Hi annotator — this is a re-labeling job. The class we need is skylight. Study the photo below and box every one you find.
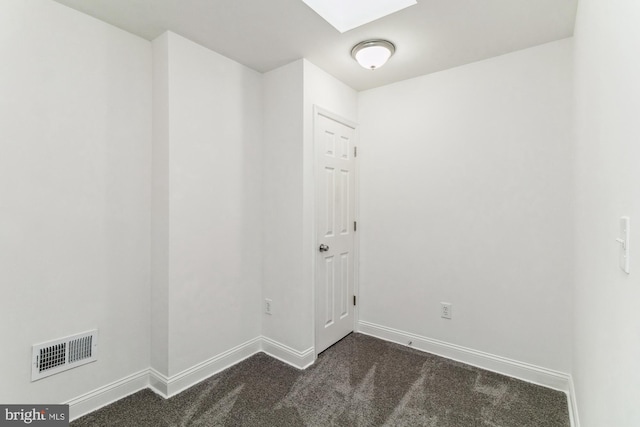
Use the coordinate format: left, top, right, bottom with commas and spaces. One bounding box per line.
302, 0, 417, 33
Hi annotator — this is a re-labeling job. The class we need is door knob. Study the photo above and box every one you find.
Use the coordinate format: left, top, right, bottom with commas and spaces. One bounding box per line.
319, 244, 329, 252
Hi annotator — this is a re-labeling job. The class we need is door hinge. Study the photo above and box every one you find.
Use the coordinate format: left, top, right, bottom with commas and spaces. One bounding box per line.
353, 295, 356, 306
354, 221, 357, 232
354, 146, 357, 158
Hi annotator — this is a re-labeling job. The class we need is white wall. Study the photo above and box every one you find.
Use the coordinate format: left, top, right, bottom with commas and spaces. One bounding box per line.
0, 0, 151, 403
151, 32, 170, 377
152, 32, 263, 377
262, 60, 307, 350
261, 60, 357, 354
0, 0, 597, 416
573, 0, 640, 425
358, 39, 574, 372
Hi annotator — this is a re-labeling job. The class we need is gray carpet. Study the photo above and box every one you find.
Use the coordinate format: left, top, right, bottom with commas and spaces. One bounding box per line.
71, 333, 569, 426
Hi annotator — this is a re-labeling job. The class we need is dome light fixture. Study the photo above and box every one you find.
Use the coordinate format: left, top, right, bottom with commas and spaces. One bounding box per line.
351, 39, 396, 70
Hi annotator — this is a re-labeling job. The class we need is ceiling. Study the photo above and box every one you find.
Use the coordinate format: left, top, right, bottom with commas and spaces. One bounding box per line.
52, 0, 578, 91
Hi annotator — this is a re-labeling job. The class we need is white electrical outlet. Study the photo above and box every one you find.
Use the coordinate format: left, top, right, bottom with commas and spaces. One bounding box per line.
617, 216, 630, 274
441, 302, 452, 319
265, 298, 273, 315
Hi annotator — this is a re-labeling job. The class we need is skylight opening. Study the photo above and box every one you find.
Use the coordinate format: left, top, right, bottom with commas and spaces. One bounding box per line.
302, 0, 417, 33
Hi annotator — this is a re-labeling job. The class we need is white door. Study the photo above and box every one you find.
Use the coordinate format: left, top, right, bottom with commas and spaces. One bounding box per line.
315, 108, 357, 354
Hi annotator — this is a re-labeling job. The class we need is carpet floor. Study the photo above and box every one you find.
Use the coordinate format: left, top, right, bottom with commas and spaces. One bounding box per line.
71, 333, 569, 426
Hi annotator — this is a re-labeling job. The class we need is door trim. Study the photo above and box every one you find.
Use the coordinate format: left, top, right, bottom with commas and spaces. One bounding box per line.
312, 105, 360, 359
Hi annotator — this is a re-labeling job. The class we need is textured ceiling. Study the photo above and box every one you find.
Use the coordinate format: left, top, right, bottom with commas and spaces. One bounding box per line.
53, 0, 578, 91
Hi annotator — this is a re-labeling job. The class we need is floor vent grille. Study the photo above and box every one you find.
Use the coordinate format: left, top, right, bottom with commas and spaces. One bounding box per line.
31, 330, 98, 381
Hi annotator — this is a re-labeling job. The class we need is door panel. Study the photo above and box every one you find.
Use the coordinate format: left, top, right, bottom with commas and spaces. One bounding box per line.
316, 110, 357, 354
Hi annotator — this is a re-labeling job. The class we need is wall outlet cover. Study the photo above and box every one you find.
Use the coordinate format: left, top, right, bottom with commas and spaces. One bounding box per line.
440, 302, 452, 319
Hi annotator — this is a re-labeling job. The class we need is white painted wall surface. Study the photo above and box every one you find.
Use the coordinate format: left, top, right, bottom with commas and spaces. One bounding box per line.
573, 0, 640, 425
261, 60, 357, 354
158, 32, 264, 376
0, 0, 592, 415
303, 60, 359, 125
262, 60, 307, 350
357, 40, 574, 372
150, 32, 170, 377
0, 0, 152, 402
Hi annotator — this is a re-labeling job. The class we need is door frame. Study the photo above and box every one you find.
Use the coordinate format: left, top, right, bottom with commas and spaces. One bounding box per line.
312, 105, 360, 360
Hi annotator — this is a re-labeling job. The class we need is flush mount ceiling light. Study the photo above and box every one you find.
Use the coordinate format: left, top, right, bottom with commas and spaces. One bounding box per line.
302, 0, 417, 33
351, 40, 396, 70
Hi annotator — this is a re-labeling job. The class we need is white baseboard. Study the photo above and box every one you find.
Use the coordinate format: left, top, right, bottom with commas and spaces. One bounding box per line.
70, 328, 577, 425
261, 336, 315, 369
65, 369, 149, 421
568, 375, 581, 427
148, 368, 169, 397
358, 321, 580, 427
149, 337, 263, 398
358, 320, 571, 392
68, 335, 313, 420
